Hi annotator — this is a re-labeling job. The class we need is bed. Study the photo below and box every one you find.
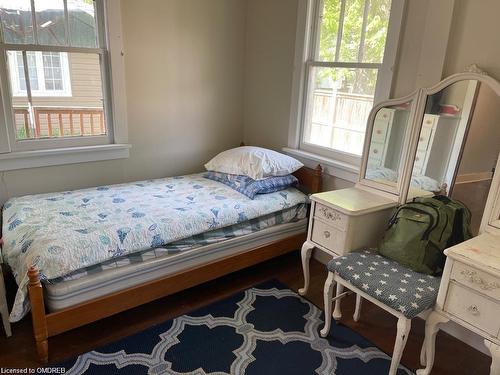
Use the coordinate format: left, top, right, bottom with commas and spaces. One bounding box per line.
366, 166, 448, 195
1, 164, 322, 363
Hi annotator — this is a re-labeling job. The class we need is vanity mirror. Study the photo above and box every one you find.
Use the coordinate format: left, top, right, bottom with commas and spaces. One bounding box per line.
409, 77, 500, 234
358, 66, 500, 236
365, 102, 412, 189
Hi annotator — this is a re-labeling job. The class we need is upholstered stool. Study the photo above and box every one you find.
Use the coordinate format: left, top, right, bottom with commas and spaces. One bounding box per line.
321, 249, 440, 375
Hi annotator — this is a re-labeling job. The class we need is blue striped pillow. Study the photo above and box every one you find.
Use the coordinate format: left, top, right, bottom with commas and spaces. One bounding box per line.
204, 172, 298, 199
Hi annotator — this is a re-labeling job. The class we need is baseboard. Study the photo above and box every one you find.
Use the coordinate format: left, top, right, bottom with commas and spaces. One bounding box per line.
313, 250, 490, 356
455, 172, 493, 184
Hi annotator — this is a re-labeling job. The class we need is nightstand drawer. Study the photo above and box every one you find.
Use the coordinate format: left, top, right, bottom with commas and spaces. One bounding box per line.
314, 204, 348, 231
451, 262, 500, 300
444, 282, 500, 337
311, 219, 346, 254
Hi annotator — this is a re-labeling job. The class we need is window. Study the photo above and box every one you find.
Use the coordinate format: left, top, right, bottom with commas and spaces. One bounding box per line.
0, 0, 115, 149
8, 51, 71, 96
294, 0, 403, 164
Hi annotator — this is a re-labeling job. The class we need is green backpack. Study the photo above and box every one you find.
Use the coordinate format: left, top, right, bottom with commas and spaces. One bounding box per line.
378, 195, 472, 275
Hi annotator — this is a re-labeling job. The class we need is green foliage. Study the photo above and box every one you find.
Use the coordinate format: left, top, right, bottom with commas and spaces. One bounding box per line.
317, 0, 391, 95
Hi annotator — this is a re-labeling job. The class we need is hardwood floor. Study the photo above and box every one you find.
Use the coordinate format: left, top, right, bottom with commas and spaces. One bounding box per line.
0, 251, 491, 373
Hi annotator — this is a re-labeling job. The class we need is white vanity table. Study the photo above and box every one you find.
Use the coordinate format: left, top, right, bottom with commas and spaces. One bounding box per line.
299, 65, 500, 374
418, 153, 500, 375
299, 188, 397, 295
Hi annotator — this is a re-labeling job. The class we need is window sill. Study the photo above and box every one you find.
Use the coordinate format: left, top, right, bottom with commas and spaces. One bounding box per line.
0, 144, 131, 172
282, 148, 360, 183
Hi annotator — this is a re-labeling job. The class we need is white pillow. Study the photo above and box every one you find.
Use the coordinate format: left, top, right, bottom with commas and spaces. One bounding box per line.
205, 146, 303, 180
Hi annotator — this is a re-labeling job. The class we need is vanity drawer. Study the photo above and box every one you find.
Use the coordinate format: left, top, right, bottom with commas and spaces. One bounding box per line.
413, 150, 427, 169
450, 262, 500, 300
372, 121, 390, 142
422, 114, 438, 128
314, 204, 348, 231
369, 142, 384, 161
444, 282, 500, 337
311, 219, 347, 254
417, 126, 433, 151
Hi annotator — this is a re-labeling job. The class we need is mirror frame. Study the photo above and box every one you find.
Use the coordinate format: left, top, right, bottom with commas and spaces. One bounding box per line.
358, 65, 500, 232
358, 92, 419, 197
400, 69, 500, 205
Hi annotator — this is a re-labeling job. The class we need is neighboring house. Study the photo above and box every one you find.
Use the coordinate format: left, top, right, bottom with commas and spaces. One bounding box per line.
2, 4, 104, 139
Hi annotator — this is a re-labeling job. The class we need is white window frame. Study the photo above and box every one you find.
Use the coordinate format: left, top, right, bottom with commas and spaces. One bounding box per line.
9, 51, 72, 97
0, 0, 129, 171
287, 0, 406, 176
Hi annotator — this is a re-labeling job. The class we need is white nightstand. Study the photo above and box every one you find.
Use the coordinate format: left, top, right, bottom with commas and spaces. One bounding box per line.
299, 187, 397, 295
418, 233, 500, 375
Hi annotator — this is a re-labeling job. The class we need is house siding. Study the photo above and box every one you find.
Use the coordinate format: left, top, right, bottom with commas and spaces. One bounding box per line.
11, 52, 105, 137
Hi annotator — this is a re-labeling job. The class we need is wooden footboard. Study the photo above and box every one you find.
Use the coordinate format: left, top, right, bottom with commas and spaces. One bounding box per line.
28, 232, 307, 363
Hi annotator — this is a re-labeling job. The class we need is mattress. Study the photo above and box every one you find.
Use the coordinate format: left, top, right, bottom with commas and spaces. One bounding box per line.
45, 218, 308, 311
3, 173, 308, 322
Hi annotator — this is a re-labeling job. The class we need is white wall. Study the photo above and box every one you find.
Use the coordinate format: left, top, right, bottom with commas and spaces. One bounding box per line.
444, 0, 500, 80
243, 0, 299, 150
0, 0, 246, 205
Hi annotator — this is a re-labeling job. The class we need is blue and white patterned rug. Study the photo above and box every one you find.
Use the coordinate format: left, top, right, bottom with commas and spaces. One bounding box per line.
60, 281, 413, 374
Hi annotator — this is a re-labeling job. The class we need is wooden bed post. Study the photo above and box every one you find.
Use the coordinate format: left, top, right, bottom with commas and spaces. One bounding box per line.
312, 164, 323, 193
28, 266, 49, 364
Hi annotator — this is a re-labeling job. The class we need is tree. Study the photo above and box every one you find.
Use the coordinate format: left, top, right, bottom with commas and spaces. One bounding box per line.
316, 0, 391, 95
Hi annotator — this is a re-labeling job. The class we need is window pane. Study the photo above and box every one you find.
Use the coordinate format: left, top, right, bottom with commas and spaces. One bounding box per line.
9, 52, 105, 140
68, 0, 97, 48
0, 0, 34, 44
7, 50, 32, 140
42, 52, 63, 91
34, 0, 66, 46
338, 0, 364, 62
318, 0, 341, 61
303, 66, 377, 155
362, 0, 391, 63
16, 51, 39, 91
317, 0, 392, 63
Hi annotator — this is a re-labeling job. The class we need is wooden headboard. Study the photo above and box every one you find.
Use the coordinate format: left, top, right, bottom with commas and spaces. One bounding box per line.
239, 142, 323, 194
293, 165, 323, 194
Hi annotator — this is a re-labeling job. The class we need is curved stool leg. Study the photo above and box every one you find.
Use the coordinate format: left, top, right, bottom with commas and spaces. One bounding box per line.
416, 311, 449, 375
353, 294, 362, 322
333, 281, 344, 320
389, 317, 411, 375
320, 272, 335, 337
298, 242, 315, 296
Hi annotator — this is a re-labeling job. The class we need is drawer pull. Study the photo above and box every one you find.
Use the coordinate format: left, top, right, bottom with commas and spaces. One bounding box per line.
467, 305, 480, 316
460, 270, 500, 291
324, 231, 331, 239
318, 207, 342, 222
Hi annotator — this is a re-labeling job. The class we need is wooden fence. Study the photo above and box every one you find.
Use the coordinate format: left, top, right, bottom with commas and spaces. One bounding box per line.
14, 107, 105, 139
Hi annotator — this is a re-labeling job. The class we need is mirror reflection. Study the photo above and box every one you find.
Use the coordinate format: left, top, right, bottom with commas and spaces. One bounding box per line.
411, 80, 500, 234
365, 102, 411, 187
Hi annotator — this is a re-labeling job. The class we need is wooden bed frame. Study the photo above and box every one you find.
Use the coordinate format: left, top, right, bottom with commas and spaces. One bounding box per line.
26, 164, 322, 363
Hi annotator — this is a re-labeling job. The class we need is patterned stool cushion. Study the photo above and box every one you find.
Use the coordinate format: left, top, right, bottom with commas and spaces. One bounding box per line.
327, 250, 441, 319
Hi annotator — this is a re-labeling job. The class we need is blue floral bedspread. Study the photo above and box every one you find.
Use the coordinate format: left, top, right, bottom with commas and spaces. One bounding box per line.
2, 173, 308, 322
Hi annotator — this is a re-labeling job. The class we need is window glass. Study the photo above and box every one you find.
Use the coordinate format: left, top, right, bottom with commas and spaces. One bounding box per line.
0, 0, 34, 44
304, 66, 377, 155
34, 0, 67, 46
68, 0, 97, 48
302, 0, 392, 157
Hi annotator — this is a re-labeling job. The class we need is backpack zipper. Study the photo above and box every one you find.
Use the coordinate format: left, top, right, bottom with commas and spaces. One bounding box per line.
389, 205, 435, 240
